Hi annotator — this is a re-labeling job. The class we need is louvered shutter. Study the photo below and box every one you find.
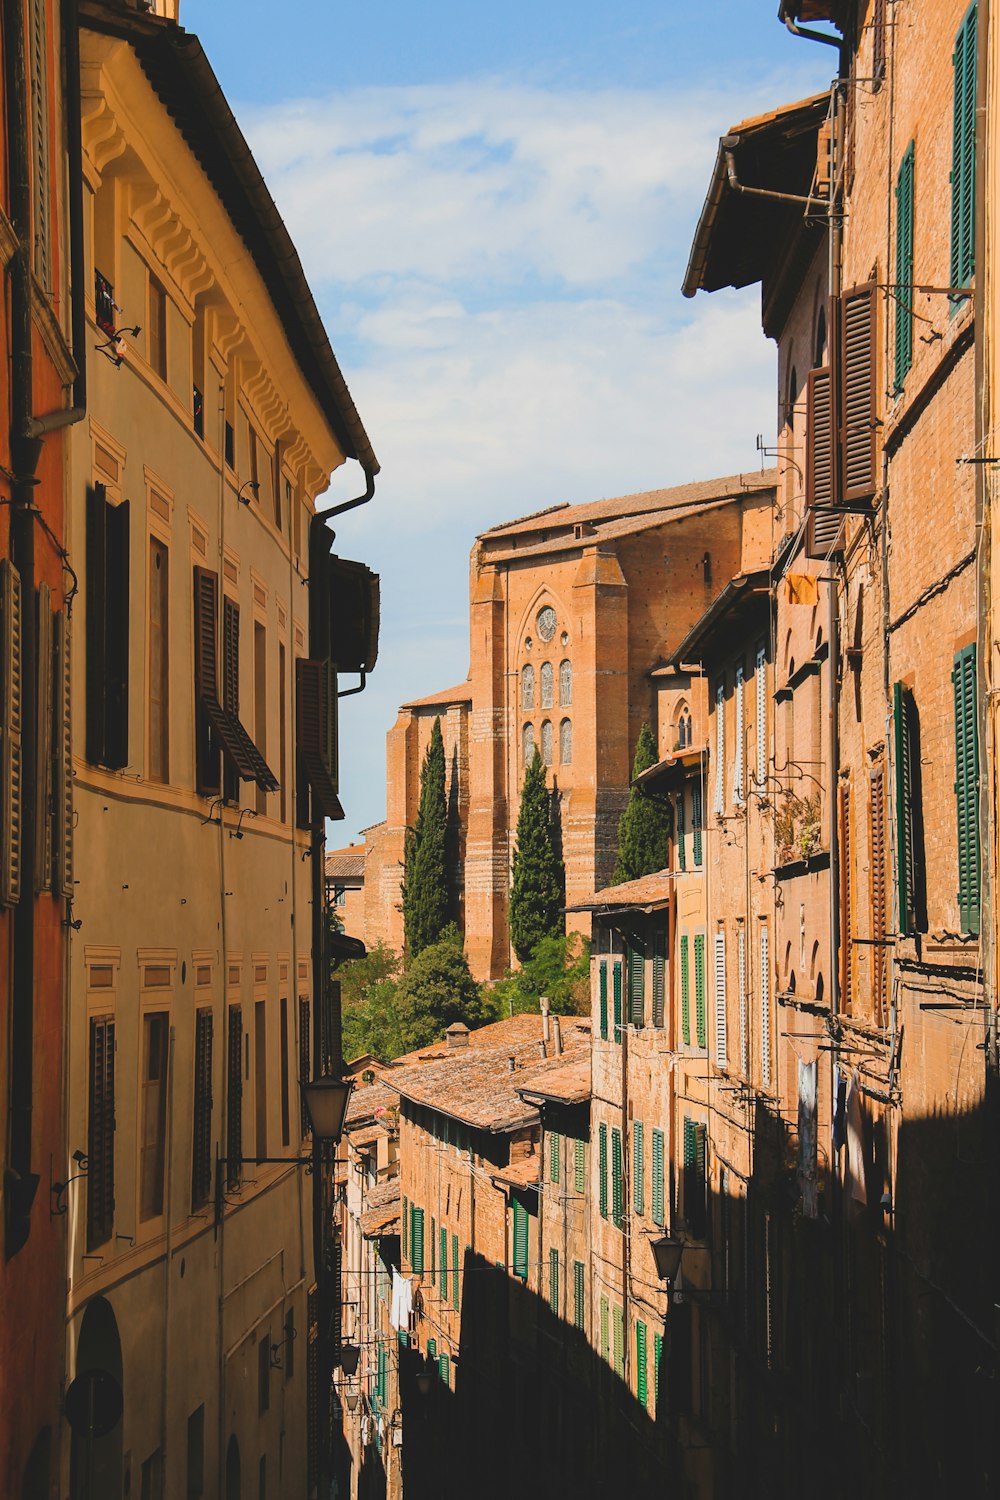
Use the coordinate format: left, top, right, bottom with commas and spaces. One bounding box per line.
598, 1121, 608, 1218
839, 284, 878, 503
574, 1260, 585, 1329
87, 1015, 115, 1249
600, 1296, 609, 1362
611, 1127, 623, 1228
191, 1008, 214, 1209
440, 1225, 448, 1299
683, 1118, 707, 1239
574, 1137, 585, 1194
512, 1197, 528, 1279
694, 933, 706, 1047
86, 487, 129, 768
760, 925, 772, 1087
692, 784, 703, 867
873, 0, 886, 80
53, 610, 73, 897
0, 559, 23, 906
893, 682, 916, 935
612, 959, 622, 1042
195, 567, 277, 793
628, 937, 645, 1026
222, 596, 241, 802
652, 1128, 665, 1226
452, 1233, 460, 1309
869, 766, 888, 1025
653, 1332, 663, 1412
714, 930, 728, 1064
549, 1247, 559, 1312
299, 998, 311, 1136
439, 1350, 450, 1387
676, 788, 686, 870
953, 644, 980, 933
636, 1321, 648, 1408
714, 682, 725, 814
402, 1195, 409, 1258
838, 782, 854, 1013
894, 144, 915, 390
226, 1005, 243, 1189
734, 663, 745, 801
652, 926, 666, 1027
296, 658, 342, 820
613, 1305, 624, 1377
411, 1206, 425, 1274
738, 925, 748, 1075
193, 565, 221, 797
680, 935, 690, 1045
755, 644, 767, 788
599, 960, 608, 1039
549, 1130, 561, 1185
950, 5, 978, 291
633, 1120, 644, 1214
805, 368, 841, 558
328, 555, 381, 673
34, 583, 53, 890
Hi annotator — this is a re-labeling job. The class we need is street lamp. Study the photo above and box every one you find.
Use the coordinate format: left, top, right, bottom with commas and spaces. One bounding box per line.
339, 1342, 361, 1377
650, 1234, 684, 1284
301, 1076, 354, 1143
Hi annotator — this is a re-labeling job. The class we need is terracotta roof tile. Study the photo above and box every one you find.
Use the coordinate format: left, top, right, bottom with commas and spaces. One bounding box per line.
325, 847, 366, 880
399, 682, 473, 711
567, 870, 673, 912
516, 1055, 591, 1105
491, 1155, 540, 1191
345, 1081, 398, 1127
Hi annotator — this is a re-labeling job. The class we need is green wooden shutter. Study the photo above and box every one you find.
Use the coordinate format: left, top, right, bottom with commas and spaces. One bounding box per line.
612, 960, 623, 1042
694, 933, 707, 1047
611, 1127, 623, 1228
599, 960, 608, 1040
692, 785, 703, 867
653, 1332, 663, 1412
549, 1247, 559, 1312
953, 644, 980, 932
636, 1321, 648, 1408
680, 935, 691, 1044
574, 1260, 585, 1330
452, 1234, 460, 1310
652, 926, 666, 1027
427, 1338, 436, 1362
683, 1117, 707, 1238
600, 1296, 609, 1362
440, 1225, 448, 1300
512, 1197, 529, 1279
613, 1305, 624, 1377
676, 789, 686, 870
894, 143, 915, 391
598, 1122, 608, 1218
411, 1207, 424, 1274
402, 1196, 408, 1258
950, 4, 978, 292
652, 1128, 665, 1226
439, 1350, 450, 1386
549, 1130, 561, 1185
574, 1137, 585, 1194
628, 937, 645, 1026
633, 1120, 644, 1215
893, 681, 916, 935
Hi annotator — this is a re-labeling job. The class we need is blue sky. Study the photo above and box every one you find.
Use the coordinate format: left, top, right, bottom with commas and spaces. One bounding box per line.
184, 0, 833, 840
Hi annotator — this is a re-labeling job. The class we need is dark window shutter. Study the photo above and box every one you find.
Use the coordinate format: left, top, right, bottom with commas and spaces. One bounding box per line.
0, 558, 24, 907
193, 566, 221, 797
869, 766, 887, 1025
633, 1119, 644, 1215
611, 1126, 623, 1228
222, 596, 240, 803
680, 934, 691, 1045
226, 1004, 243, 1190
328, 556, 381, 674
652, 925, 666, 1027
598, 1121, 608, 1219
838, 782, 854, 1013
512, 1197, 528, 1279
53, 610, 73, 898
628, 937, 645, 1026
599, 960, 608, 1040
452, 1233, 460, 1309
652, 1128, 665, 1226
296, 658, 342, 821
692, 784, 703, 866
612, 959, 622, 1042
86, 487, 129, 767
950, 5, 978, 291
839, 283, 878, 503
953, 644, 980, 933
87, 1015, 115, 1249
804, 367, 841, 559
574, 1259, 585, 1329
636, 1320, 648, 1408
894, 145, 915, 391
412, 1206, 425, 1274
194, 567, 277, 794
85, 485, 108, 765
34, 583, 53, 891
683, 1116, 707, 1238
893, 682, 917, 935
191, 1008, 214, 1210
872, 0, 886, 81
299, 998, 311, 1137
574, 1137, 585, 1194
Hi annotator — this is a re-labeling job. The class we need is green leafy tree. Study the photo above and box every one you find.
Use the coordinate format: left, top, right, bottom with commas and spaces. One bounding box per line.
612, 722, 671, 884
401, 717, 450, 957
509, 750, 565, 962
488, 932, 591, 1017
339, 941, 403, 1062
393, 936, 498, 1055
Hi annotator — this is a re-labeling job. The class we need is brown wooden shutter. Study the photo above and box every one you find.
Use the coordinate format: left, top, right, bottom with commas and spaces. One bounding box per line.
873, 0, 886, 83
85, 486, 129, 768
1, 558, 24, 907
299, 998, 311, 1136
328, 556, 381, 673
839, 282, 878, 504
838, 782, 854, 1014
869, 765, 887, 1027
34, 583, 53, 891
193, 565, 221, 797
191, 1007, 214, 1209
85, 484, 108, 765
226, 1004, 243, 1190
222, 596, 240, 803
805, 366, 842, 559
194, 567, 278, 793
296, 658, 343, 821
87, 1014, 116, 1249
53, 609, 73, 898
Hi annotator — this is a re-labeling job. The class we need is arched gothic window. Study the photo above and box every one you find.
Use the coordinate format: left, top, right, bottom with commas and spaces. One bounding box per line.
541, 720, 554, 766
522, 722, 535, 766
675, 703, 692, 750
540, 662, 554, 709
559, 718, 572, 764
521, 664, 535, 710
559, 659, 572, 706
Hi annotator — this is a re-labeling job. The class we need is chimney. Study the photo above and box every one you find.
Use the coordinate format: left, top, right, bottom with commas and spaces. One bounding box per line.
508, 1055, 516, 1073
445, 1023, 470, 1050
540, 995, 551, 1045
552, 1016, 563, 1056
538, 1040, 548, 1060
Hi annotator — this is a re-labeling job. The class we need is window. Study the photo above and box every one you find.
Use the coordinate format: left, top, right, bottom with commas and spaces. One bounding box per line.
636, 1321, 648, 1409
633, 1120, 644, 1215
148, 275, 167, 380
559, 717, 572, 765
600, 1296, 609, 1363
680, 934, 691, 1045
28, 0, 50, 284
653, 1332, 663, 1414
254, 623, 268, 814
573, 1260, 585, 1330
258, 1333, 270, 1413
694, 933, 706, 1047
512, 1197, 529, 1279
522, 722, 535, 767
278, 643, 287, 823
652, 1128, 665, 1226
734, 663, 745, 801
755, 644, 767, 787
279, 997, 290, 1148
894, 143, 915, 390
598, 1122, 608, 1219
869, 767, 888, 1026
559, 659, 572, 705
714, 682, 725, 813
194, 569, 277, 799
254, 1001, 268, 1161
440, 1224, 448, 1301
148, 537, 169, 782
521, 663, 535, 710
298, 997, 310, 1137
598, 960, 608, 1040
224, 421, 235, 470
540, 661, 554, 708
611, 1127, 623, 1229
953, 644, 980, 932
676, 789, 686, 871
893, 682, 923, 935
760, 923, 772, 1087
683, 1116, 707, 1239
140, 1452, 164, 1500
738, 925, 748, 1075
191, 1009, 213, 1210
613, 1305, 624, 1378
410, 1205, 425, 1274
140, 1012, 169, 1220
227, 1005, 244, 1190
186, 1406, 205, 1499
652, 925, 666, 1027
87, 1015, 116, 1249
628, 937, 645, 1027
692, 785, 703, 867
549, 1131, 561, 1185
872, 0, 886, 81
284, 1308, 295, 1380
549, 1247, 559, 1313
676, 704, 692, 750
612, 958, 623, 1043
452, 1234, 460, 1310
86, 486, 130, 768
839, 783, 855, 1013
574, 1138, 585, 1194
950, 4, 978, 294
540, 719, 553, 766
714, 929, 727, 1064
0, 563, 23, 906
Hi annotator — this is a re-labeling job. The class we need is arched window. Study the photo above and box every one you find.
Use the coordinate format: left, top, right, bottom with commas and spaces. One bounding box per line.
541, 720, 553, 766
521, 664, 535, 711
675, 702, 692, 750
559, 659, 572, 706
522, 722, 535, 766
814, 306, 827, 367
540, 662, 554, 709
559, 718, 572, 764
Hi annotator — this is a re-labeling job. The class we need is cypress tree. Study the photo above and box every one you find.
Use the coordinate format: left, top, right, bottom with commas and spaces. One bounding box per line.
401, 717, 450, 957
509, 749, 565, 962
613, 722, 671, 883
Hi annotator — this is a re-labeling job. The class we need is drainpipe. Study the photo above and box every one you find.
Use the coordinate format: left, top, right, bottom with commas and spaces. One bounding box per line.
317, 464, 376, 523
